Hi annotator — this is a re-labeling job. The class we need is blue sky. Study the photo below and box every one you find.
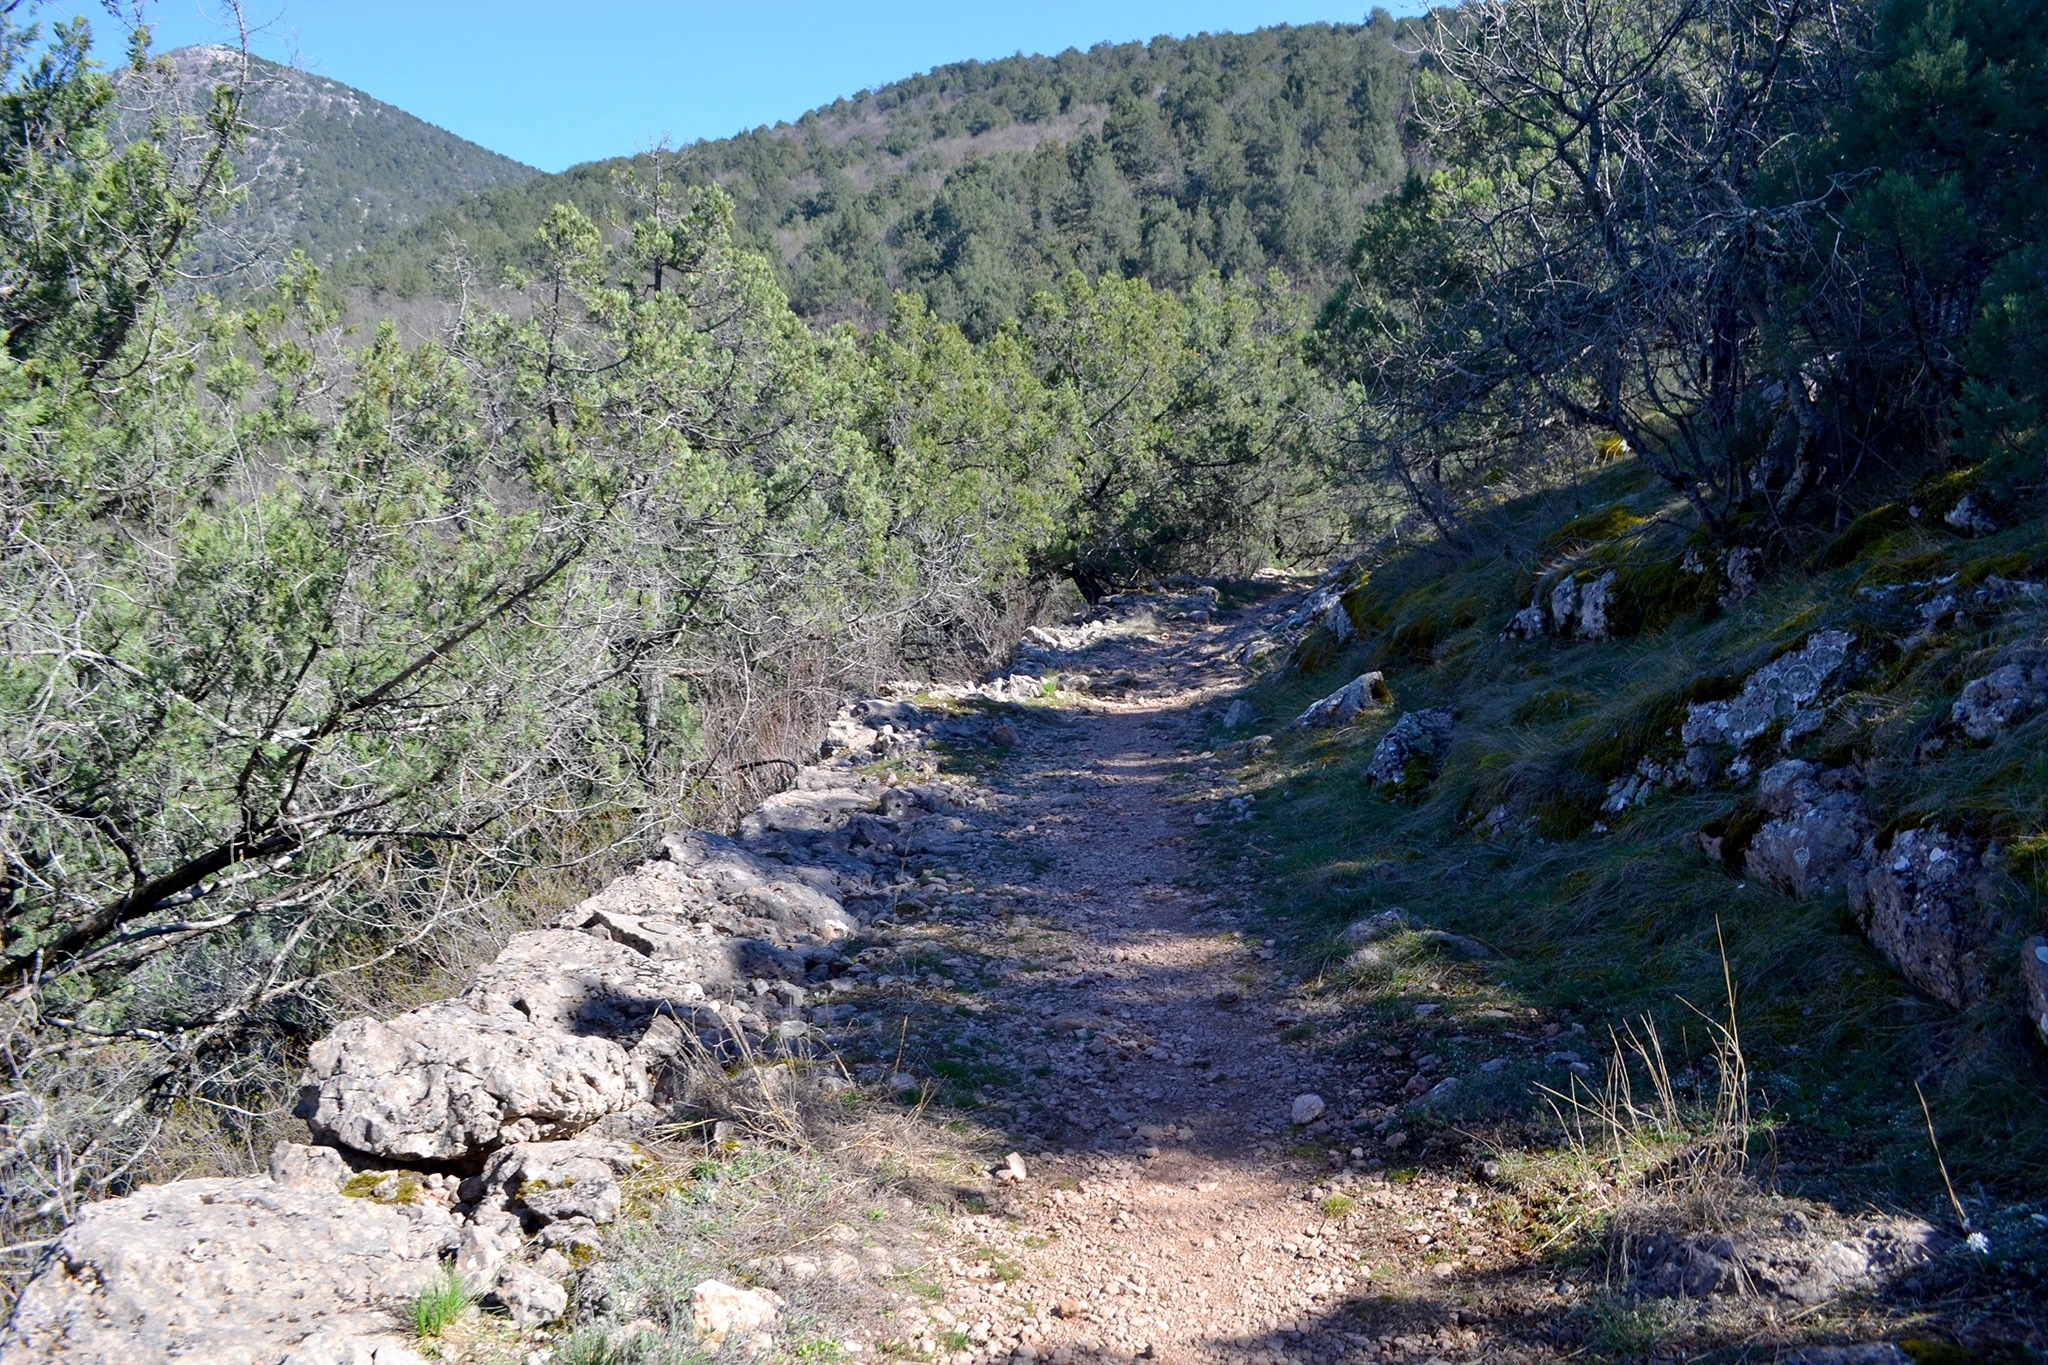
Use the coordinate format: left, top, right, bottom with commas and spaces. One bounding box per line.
136, 1, 1424, 172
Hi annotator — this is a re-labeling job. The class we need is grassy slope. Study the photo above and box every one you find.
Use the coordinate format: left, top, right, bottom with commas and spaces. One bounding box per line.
1215, 459, 2048, 1201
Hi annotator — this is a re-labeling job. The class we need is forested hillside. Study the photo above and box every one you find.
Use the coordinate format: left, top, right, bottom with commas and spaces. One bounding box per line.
339, 16, 1412, 332
145, 45, 539, 276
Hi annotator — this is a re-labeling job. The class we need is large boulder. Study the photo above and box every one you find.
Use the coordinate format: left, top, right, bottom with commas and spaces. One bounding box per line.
1743, 761, 1872, 899
1364, 709, 1455, 787
1684, 631, 1855, 751
1850, 828, 2005, 1009
1293, 671, 1391, 728
0, 1176, 455, 1365
296, 1002, 648, 1162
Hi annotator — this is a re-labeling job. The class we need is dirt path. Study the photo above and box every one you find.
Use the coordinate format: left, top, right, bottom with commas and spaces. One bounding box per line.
843, 589, 1493, 1365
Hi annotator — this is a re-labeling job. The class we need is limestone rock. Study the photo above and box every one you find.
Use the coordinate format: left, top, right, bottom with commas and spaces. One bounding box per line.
1683, 631, 1856, 751
1221, 698, 1259, 730
1850, 828, 2004, 1008
1574, 571, 1616, 640
465, 929, 719, 1038
1950, 650, 2048, 740
690, 1280, 782, 1349
661, 830, 858, 939
1944, 493, 1998, 535
1293, 672, 1391, 728
1340, 909, 1414, 948
2022, 936, 2048, 1048
1911, 575, 2046, 639
1290, 1094, 1326, 1125
1319, 593, 1357, 647
1502, 604, 1548, 640
0, 1176, 456, 1365
474, 1137, 648, 1227
1747, 1220, 1944, 1305
1545, 570, 1617, 640
453, 1218, 518, 1294
279, 1330, 432, 1365
1364, 709, 1455, 786
1743, 761, 1872, 898
296, 1002, 648, 1162
821, 716, 880, 757
268, 1141, 352, 1193
491, 1263, 568, 1328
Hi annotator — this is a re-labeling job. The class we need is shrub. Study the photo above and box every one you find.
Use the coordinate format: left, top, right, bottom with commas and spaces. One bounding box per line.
410, 1265, 474, 1339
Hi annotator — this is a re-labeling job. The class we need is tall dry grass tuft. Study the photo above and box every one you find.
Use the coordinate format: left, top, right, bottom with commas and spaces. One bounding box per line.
1535, 925, 1767, 1285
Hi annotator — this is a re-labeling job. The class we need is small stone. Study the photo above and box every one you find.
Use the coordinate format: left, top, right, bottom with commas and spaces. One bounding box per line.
991, 724, 1021, 748
1290, 1094, 1326, 1125
994, 1152, 1029, 1183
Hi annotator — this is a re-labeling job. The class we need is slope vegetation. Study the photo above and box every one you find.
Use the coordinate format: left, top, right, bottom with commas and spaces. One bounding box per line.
150, 46, 539, 274
338, 18, 1412, 333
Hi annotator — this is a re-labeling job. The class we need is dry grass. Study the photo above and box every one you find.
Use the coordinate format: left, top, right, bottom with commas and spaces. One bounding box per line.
1529, 931, 1770, 1290
544, 1041, 1002, 1364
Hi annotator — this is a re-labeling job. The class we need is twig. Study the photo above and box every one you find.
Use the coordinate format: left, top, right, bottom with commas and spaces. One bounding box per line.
1913, 1080, 1969, 1232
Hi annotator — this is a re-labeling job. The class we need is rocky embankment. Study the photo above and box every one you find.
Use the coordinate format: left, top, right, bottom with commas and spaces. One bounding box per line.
0, 684, 1012, 1361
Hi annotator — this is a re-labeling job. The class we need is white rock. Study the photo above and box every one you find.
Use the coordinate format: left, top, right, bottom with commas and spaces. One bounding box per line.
0, 1176, 457, 1364
493, 1263, 568, 1328
267, 1141, 352, 1192
1294, 672, 1390, 729
691, 1280, 782, 1347
1290, 1094, 1326, 1125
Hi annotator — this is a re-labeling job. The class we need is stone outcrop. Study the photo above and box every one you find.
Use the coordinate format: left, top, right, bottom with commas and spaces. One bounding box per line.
3, 687, 975, 1362
1911, 575, 2045, 640
1631, 1215, 1943, 1304
1850, 828, 2005, 1009
1, 1176, 456, 1365
1293, 671, 1391, 728
1743, 760, 1872, 899
1683, 630, 1856, 752
2024, 936, 2048, 1049
298, 1003, 650, 1162
1505, 570, 1617, 641
1364, 709, 1455, 786
1950, 648, 2048, 740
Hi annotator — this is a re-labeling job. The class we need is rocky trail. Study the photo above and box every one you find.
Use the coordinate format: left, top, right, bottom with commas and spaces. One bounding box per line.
3, 582, 1989, 1365
847, 583, 1422, 1365
815, 587, 1959, 1365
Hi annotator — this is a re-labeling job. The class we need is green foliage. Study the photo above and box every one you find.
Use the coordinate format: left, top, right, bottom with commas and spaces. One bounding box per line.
2, 8, 239, 366
139, 48, 538, 276
337, 19, 1415, 334
409, 1265, 474, 1339
1315, 0, 2048, 542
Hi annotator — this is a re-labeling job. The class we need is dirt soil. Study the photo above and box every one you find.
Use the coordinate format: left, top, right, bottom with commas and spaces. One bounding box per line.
799, 584, 2042, 1365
